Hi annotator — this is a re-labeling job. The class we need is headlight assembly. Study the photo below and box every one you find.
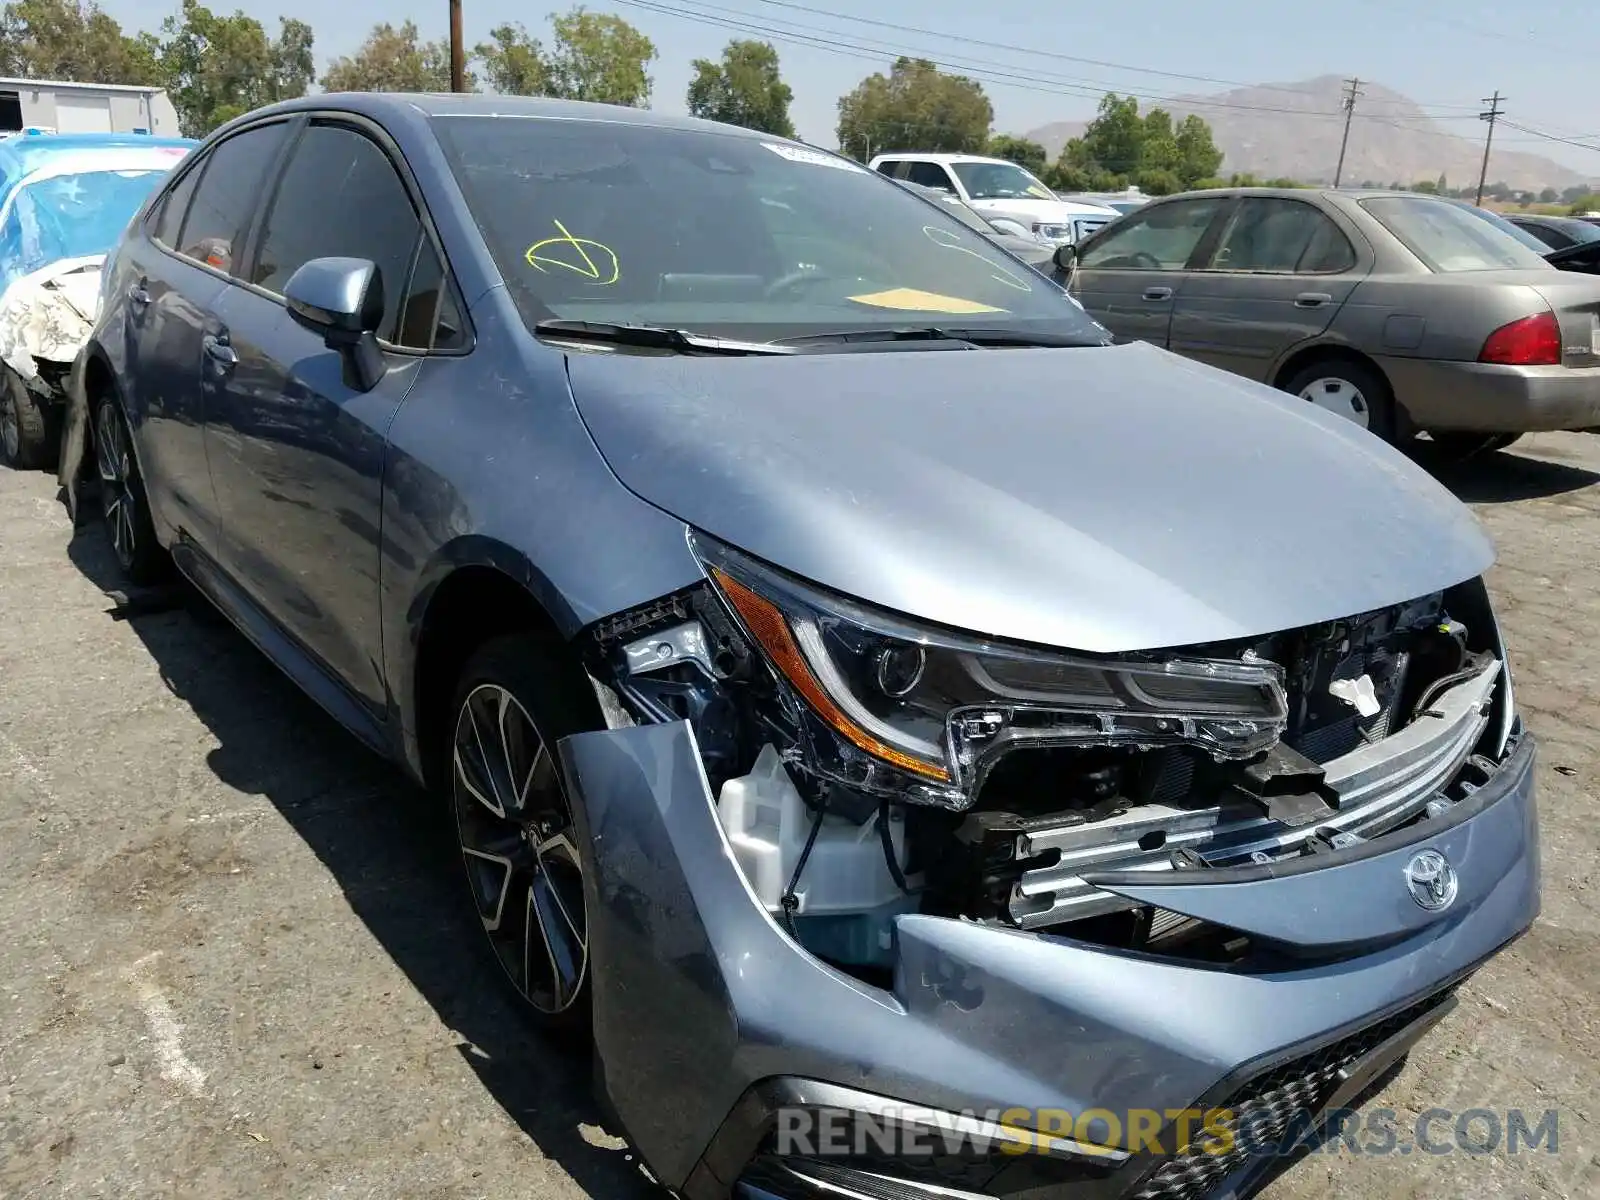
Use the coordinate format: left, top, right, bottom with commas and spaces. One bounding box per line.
692, 534, 1289, 811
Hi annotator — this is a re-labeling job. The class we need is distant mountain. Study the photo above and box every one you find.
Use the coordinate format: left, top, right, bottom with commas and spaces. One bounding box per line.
1025, 75, 1592, 192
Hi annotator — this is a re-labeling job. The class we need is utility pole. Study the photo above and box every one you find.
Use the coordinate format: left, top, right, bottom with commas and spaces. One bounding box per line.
1475, 91, 1505, 206
1333, 77, 1362, 188
449, 0, 466, 93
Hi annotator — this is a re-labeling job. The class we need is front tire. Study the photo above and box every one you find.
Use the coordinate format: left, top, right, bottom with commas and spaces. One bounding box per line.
448, 633, 601, 1033
1, 366, 55, 470
93, 392, 167, 584
1281, 358, 1396, 442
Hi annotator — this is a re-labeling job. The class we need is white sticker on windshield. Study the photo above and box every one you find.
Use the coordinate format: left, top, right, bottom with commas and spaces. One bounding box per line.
762, 142, 865, 172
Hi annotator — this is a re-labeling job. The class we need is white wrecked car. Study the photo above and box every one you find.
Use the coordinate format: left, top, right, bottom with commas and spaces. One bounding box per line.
0, 133, 194, 469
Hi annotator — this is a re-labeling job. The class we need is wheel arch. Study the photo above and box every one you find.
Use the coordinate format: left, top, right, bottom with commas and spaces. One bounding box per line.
1271, 340, 1391, 395
406, 544, 592, 792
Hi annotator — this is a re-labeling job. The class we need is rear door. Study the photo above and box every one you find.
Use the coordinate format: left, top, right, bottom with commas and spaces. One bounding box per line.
1069, 194, 1231, 346
1169, 196, 1368, 380
121, 120, 290, 552
201, 116, 463, 714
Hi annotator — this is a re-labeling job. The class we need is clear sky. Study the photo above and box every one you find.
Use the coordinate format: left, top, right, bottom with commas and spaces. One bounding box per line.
100, 0, 1600, 175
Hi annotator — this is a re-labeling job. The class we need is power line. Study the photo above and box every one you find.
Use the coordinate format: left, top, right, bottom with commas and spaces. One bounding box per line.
1476, 91, 1505, 205
1498, 119, 1600, 153
738, 0, 1485, 113
617, 0, 1446, 123
1334, 77, 1362, 187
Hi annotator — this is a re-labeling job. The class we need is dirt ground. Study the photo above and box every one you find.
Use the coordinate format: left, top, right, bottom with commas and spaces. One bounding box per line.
1, 435, 1596, 1200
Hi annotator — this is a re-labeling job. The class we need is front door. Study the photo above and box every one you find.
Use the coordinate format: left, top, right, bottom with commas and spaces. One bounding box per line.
1069, 195, 1231, 347
1168, 196, 1368, 380
202, 119, 439, 716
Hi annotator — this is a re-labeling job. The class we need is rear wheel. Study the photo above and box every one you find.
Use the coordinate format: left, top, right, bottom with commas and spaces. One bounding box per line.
1281, 358, 1396, 442
1, 366, 55, 470
94, 392, 168, 584
448, 633, 601, 1033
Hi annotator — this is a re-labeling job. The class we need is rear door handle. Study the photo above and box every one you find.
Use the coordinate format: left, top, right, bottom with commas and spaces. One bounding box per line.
1142, 286, 1173, 302
1295, 292, 1333, 308
202, 334, 238, 368
128, 283, 151, 308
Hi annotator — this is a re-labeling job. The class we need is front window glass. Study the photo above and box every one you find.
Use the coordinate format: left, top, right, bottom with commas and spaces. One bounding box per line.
432, 117, 1104, 341
1362, 196, 1548, 272
1078, 197, 1225, 270
950, 160, 1055, 201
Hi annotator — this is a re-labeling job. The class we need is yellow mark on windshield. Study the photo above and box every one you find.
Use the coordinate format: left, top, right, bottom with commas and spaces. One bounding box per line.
1025, 184, 1053, 199
526, 218, 619, 285
922, 226, 1035, 292
847, 287, 1005, 315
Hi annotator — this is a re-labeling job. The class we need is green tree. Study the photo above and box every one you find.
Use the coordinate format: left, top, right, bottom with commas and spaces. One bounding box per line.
1569, 193, 1600, 214
836, 57, 992, 160
0, 0, 159, 84
686, 38, 793, 136
476, 22, 548, 95
156, 1, 314, 136
1134, 168, 1181, 196
986, 133, 1046, 175
1138, 108, 1180, 174
543, 7, 655, 106
1174, 114, 1223, 186
321, 19, 467, 94
1411, 178, 1439, 194
1066, 93, 1143, 176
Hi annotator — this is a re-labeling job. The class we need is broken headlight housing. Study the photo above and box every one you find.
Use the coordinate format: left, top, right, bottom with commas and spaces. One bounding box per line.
693, 534, 1289, 811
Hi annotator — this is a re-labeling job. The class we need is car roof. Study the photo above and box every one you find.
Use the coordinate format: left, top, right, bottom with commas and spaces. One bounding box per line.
869, 152, 1015, 166
0, 132, 197, 196
226, 91, 782, 142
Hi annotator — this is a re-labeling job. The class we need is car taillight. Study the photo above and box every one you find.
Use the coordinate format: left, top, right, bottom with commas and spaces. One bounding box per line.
1479, 311, 1561, 366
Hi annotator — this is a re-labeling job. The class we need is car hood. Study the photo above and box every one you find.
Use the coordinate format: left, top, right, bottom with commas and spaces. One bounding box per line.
565, 341, 1493, 653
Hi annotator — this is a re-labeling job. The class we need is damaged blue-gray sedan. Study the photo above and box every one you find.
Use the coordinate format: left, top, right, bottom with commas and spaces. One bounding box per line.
77, 94, 1539, 1200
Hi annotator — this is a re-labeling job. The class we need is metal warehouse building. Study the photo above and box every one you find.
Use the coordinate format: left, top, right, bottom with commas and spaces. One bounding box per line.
0, 77, 180, 137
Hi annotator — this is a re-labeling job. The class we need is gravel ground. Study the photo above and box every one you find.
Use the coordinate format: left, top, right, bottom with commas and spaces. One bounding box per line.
1, 435, 1596, 1200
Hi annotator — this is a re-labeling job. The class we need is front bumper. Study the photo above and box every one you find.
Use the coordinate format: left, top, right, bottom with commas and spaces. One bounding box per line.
557, 722, 1539, 1199
1379, 355, 1600, 432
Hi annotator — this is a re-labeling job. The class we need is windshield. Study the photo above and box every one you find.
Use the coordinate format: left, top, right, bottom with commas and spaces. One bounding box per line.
0, 168, 170, 280
433, 117, 1101, 341
950, 160, 1056, 201
1360, 195, 1550, 272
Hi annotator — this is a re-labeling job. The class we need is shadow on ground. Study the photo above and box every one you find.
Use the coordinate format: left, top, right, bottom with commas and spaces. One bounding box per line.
1410, 440, 1600, 503
63, 513, 661, 1200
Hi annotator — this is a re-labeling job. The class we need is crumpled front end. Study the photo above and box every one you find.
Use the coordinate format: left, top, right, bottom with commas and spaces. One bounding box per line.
557, 540, 1540, 1200
0, 255, 102, 380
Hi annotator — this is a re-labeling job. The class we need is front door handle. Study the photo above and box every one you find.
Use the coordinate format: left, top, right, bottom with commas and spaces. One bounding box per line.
1295, 292, 1333, 308
128, 282, 151, 308
202, 334, 238, 368
1142, 286, 1173, 302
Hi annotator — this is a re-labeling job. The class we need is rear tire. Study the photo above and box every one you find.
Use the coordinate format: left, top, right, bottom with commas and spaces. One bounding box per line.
447, 632, 604, 1036
93, 392, 168, 585
1281, 358, 1397, 443
1, 366, 55, 470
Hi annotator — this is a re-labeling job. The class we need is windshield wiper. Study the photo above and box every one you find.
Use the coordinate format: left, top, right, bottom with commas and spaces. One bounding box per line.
534, 319, 794, 356
775, 326, 1107, 349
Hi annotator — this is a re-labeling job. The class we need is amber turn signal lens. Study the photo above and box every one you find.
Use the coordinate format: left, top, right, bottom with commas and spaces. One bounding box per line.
711, 567, 951, 782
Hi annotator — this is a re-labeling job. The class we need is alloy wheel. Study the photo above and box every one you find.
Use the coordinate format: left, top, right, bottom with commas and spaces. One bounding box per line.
451, 682, 587, 1015
96, 402, 138, 567
1298, 376, 1370, 428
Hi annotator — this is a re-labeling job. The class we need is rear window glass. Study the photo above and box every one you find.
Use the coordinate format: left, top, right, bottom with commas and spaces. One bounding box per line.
1360, 196, 1549, 273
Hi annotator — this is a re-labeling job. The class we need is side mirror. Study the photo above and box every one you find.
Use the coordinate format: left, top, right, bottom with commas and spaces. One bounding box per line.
284, 256, 387, 392
1053, 243, 1078, 272
284, 256, 384, 343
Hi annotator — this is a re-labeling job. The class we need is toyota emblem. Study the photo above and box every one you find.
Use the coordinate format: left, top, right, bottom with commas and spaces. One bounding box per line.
1404, 850, 1458, 912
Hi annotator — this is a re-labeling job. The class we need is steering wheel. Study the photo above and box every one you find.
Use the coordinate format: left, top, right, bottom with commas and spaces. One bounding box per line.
763, 268, 834, 300
1128, 250, 1162, 270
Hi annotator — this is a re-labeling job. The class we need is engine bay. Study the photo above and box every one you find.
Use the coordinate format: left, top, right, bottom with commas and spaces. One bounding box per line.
586, 561, 1513, 978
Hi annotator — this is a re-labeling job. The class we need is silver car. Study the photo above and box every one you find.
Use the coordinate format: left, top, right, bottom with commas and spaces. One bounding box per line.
1062, 187, 1600, 448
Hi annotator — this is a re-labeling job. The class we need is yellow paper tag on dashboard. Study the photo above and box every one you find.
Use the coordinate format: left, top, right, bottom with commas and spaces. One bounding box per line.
846, 288, 1005, 314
